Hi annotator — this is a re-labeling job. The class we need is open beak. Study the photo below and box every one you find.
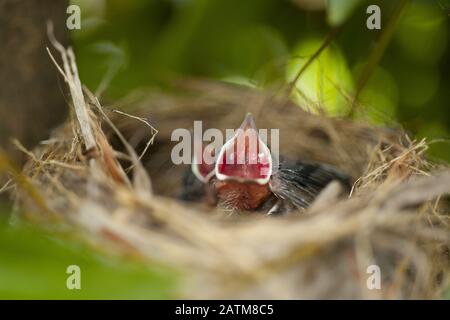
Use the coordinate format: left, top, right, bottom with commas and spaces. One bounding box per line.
215, 113, 272, 185
192, 142, 216, 183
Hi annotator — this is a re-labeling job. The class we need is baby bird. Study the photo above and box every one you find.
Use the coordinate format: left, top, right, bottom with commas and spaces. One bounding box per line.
180, 114, 351, 214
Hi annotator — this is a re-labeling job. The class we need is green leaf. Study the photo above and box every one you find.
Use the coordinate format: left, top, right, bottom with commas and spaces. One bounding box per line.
327, 0, 364, 26
286, 37, 354, 116
0, 216, 177, 299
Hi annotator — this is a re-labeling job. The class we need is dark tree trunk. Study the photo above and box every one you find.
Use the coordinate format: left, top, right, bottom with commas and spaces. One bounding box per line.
0, 0, 69, 165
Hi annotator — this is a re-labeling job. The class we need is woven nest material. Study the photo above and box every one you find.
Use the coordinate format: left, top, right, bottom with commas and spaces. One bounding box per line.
8, 42, 450, 299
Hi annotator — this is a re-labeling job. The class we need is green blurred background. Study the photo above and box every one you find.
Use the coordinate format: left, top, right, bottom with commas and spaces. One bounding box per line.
0, 213, 175, 299
73, 0, 450, 161
1, 0, 449, 299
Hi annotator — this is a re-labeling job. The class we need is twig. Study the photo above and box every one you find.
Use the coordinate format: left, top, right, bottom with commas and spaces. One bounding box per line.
46, 21, 97, 152
287, 27, 340, 95
112, 109, 158, 172
349, 0, 409, 116
0, 178, 13, 194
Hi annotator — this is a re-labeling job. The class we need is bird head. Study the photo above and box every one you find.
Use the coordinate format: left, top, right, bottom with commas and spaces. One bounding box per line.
215, 113, 272, 184
191, 114, 273, 210
191, 113, 272, 185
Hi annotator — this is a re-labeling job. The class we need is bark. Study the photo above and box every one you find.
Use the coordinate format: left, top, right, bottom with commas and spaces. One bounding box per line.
0, 0, 69, 164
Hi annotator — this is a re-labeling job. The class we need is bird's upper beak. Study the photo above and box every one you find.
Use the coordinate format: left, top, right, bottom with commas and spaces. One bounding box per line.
215, 113, 272, 185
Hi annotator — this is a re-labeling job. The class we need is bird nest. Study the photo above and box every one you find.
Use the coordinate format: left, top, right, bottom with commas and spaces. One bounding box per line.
8, 41, 450, 299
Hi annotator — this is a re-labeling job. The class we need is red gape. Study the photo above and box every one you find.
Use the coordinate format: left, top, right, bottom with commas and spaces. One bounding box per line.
191, 143, 215, 182
215, 114, 272, 185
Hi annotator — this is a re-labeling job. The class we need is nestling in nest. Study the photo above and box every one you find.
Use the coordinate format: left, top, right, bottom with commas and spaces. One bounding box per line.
8, 40, 450, 299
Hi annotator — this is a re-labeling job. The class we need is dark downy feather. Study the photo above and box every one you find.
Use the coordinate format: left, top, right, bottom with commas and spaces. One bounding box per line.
269, 159, 352, 210
179, 167, 206, 201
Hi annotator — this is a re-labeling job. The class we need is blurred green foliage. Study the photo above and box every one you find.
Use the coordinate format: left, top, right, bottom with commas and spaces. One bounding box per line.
286, 37, 354, 116
0, 207, 176, 299
72, 0, 449, 161
327, 0, 364, 26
